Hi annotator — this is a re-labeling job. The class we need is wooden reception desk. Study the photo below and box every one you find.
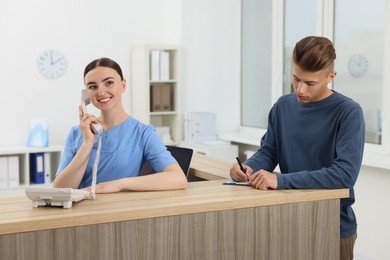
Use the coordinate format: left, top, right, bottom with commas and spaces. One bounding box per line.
0, 155, 348, 260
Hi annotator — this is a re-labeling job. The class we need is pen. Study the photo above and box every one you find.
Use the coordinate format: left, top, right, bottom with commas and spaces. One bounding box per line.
236, 157, 248, 181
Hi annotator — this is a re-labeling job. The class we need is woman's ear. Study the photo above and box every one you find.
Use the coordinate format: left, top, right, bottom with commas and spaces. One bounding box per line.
121, 79, 127, 93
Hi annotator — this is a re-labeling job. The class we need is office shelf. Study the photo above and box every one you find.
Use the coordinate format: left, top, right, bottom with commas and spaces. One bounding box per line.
0, 145, 63, 196
131, 45, 182, 145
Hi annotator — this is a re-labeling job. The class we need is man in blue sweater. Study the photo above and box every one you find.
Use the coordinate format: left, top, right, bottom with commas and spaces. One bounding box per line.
230, 36, 365, 260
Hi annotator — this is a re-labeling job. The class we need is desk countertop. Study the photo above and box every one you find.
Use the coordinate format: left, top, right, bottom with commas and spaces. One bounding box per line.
0, 179, 348, 236
189, 153, 232, 179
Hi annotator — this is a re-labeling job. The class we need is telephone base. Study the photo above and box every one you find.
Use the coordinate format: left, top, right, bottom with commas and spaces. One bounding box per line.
26, 187, 92, 209
31, 199, 73, 209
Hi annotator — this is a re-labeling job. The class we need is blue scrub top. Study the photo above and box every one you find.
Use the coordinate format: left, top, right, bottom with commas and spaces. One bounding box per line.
56, 117, 176, 188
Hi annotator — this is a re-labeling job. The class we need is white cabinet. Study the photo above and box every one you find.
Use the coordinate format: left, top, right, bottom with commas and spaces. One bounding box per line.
131, 45, 182, 145
181, 142, 238, 163
0, 145, 62, 197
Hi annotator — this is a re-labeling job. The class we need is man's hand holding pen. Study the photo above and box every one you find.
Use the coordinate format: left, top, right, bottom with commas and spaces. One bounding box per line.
230, 157, 252, 182
230, 157, 278, 190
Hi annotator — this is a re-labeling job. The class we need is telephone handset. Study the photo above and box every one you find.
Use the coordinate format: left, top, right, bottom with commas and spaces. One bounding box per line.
81, 89, 103, 134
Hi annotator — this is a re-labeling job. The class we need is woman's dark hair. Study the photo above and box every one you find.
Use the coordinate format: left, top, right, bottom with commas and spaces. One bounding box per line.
293, 36, 336, 72
84, 57, 124, 80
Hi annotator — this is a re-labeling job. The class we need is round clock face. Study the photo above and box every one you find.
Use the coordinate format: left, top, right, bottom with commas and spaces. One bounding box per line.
348, 54, 368, 78
37, 49, 67, 79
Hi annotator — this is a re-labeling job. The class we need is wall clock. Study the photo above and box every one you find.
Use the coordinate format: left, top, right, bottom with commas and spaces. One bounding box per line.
348, 54, 368, 78
36, 49, 68, 79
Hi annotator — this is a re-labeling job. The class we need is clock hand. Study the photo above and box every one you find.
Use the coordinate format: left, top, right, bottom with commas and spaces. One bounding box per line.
50, 51, 54, 65
52, 57, 64, 64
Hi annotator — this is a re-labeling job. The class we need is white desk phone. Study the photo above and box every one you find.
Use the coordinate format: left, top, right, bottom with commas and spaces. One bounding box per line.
25, 90, 103, 208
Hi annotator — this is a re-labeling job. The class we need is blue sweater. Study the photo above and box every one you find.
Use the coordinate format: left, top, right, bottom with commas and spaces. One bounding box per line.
245, 91, 365, 238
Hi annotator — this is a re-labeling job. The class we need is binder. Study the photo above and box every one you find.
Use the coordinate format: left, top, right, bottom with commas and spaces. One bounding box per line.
44, 153, 51, 184
30, 153, 45, 184
185, 112, 217, 144
151, 84, 162, 111
150, 84, 172, 112
8, 156, 19, 188
150, 50, 160, 81
160, 51, 170, 81
0, 157, 8, 188
160, 84, 172, 111
184, 113, 191, 143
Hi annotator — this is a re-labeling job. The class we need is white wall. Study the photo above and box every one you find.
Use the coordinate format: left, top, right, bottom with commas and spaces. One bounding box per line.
0, 0, 240, 147
0, 0, 182, 146
354, 165, 390, 260
0, 1, 388, 259
182, 0, 241, 133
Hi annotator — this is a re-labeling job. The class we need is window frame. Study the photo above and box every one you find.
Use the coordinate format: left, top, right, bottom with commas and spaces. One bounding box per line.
239, 0, 390, 169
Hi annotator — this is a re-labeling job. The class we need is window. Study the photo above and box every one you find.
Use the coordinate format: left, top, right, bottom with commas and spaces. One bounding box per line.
241, 0, 272, 128
283, 0, 318, 94
333, 0, 385, 145
241, 0, 390, 168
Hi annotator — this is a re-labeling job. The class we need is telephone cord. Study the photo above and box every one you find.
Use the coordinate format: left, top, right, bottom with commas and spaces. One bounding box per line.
90, 132, 103, 199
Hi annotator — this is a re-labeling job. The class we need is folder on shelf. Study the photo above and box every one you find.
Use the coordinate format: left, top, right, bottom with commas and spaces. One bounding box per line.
151, 84, 162, 111
30, 153, 45, 184
161, 84, 172, 111
0, 157, 8, 188
8, 156, 19, 188
44, 153, 51, 184
151, 84, 172, 112
160, 51, 170, 81
184, 112, 217, 144
150, 50, 160, 81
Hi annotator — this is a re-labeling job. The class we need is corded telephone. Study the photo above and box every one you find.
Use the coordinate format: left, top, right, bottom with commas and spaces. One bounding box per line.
81, 89, 103, 134
25, 90, 104, 208
25, 133, 102, 208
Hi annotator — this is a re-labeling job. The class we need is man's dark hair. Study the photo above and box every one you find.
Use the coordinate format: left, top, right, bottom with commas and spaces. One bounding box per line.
293, 36, 336, 72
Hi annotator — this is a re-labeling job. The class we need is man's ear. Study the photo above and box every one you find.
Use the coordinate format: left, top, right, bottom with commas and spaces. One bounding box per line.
328, 70, 337, 82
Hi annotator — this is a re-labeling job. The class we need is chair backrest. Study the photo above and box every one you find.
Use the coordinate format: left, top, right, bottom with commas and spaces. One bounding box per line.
139, 146, 193, 177
166, 146, 193, 176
